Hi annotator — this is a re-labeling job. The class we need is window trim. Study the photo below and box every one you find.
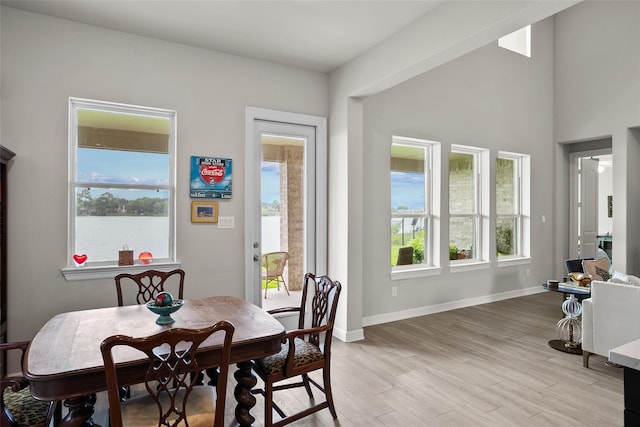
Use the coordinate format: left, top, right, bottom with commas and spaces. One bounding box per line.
497, 151, 531, 262
63, 97, 178, 280
390, 136, 440, 275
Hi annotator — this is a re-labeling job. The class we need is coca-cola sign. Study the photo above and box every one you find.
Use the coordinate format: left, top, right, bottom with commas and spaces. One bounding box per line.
190, 156, 233, 199
199, 165, 225, 184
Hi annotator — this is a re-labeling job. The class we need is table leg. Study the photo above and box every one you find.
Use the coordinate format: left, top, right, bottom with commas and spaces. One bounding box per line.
549, 292, 584, 354
60, 394, 100, 427
233, 361, 258, 427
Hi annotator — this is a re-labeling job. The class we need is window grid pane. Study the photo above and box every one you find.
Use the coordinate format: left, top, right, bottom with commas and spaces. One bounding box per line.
449, 152, 475, 214
449, 215, 477, 260
496, 157, 516, 215
496, 216, 519, 256
391, 215, 429, 265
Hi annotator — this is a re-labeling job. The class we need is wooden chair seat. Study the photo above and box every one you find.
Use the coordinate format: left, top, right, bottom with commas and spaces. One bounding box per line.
3, 386, 52, 426
119, 386, 215, 426
101, 321, 234, 427
1, 341, 60, 427
254, 338, 323, 376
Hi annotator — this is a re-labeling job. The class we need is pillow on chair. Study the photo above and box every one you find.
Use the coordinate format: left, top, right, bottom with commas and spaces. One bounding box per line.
610, 271, 640, 286
583, 258, 611, 282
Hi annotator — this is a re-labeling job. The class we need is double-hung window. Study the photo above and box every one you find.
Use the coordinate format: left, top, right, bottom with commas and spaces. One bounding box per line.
65, 98, 177, 277
390, 136, 440, 271
496, 151, 530, 259
449, 145, 489, 263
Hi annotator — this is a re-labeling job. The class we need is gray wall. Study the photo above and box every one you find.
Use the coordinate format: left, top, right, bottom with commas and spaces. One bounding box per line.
554, 1, 640, 274
360, 18, 555, 322
0, 7, 328, 347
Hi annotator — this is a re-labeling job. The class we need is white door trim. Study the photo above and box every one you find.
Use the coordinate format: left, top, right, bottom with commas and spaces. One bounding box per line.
244, 107, 327, 306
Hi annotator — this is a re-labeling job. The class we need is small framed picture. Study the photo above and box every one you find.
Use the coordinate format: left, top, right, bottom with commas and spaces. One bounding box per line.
191, 201, 219, 223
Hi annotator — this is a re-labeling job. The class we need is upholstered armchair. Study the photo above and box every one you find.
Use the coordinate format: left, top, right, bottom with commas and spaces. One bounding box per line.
582, 280, 640, 368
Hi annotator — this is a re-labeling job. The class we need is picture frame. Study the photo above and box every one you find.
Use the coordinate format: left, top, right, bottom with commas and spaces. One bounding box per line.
191, 201, 219, 223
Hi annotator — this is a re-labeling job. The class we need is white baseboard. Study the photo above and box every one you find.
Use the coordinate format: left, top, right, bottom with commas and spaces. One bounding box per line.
333, 326, 365, 343
361, 285, 545, 327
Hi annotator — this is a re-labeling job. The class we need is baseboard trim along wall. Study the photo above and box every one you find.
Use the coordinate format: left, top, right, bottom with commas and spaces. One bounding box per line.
361, 285, 546, 328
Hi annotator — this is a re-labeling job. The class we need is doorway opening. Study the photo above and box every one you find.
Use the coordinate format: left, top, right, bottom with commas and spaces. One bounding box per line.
569, 144, 613, 264
244, 107, 327, 315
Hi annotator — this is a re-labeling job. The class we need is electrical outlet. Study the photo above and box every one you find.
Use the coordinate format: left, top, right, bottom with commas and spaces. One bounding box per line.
217, 216, 235, 229
392, 286, 397, 297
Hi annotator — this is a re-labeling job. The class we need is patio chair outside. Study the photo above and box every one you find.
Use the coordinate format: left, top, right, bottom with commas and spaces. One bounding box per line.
262, 252, 290, 298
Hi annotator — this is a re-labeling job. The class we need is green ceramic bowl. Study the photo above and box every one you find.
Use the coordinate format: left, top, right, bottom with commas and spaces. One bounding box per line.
146, 299, 184, 325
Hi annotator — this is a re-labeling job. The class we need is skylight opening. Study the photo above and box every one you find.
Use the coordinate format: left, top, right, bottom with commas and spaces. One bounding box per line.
498, 25, 531, 58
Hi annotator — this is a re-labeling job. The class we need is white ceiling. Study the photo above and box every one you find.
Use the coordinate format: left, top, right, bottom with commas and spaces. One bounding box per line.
1, 0, 445, 73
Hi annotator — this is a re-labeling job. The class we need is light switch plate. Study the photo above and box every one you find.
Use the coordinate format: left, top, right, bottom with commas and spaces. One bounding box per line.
218, 216, 235, 229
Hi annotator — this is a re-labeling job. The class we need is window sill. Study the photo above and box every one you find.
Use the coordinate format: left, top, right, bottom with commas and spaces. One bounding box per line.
62, 262, 182, 281
450, 260, 491, 273
497, 256, 532, 267
391, 266, 443, 281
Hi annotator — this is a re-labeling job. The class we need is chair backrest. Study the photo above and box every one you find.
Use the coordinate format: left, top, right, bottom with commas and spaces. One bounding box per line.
396, 246, 414, 265
114, 269, 185, 306
101, 321, 234, 427
565, 258, 593, 275
297, 273, 342, 348
262, 252, 289, 276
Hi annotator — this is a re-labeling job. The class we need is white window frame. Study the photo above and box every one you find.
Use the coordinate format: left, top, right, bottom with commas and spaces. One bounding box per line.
497, 151, 531, 264
449, 145, 490, 271
391, 136, 441, 280
62, 98, 180, 281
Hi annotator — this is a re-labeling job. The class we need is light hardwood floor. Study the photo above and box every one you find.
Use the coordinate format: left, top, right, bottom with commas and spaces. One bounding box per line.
94, 291, 624, 426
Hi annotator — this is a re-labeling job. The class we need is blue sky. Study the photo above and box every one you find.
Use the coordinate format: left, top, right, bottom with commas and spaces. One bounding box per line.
261, 161, 423, 211
261, 162, 280, 204
391, 171, 424, 211
77, 148, 169, 199
79, 150, 423, 209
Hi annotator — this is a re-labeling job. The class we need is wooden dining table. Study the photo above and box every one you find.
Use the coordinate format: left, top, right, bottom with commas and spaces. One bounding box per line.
24, 295, 285, 427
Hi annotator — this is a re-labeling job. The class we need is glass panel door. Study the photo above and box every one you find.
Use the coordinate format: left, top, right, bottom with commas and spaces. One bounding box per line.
246, 116, 317, 311
261, 132, 309, 310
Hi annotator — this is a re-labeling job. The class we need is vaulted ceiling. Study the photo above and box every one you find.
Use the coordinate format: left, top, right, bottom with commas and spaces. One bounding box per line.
1, 0, 445, 73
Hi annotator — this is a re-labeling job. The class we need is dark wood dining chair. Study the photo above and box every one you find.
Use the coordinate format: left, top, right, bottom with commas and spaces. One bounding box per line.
114, 268, 185, 306
252, 273, 342, 427
100, 321, 234, 427
114, 268, 188, 398
261, 252, 290, 298
1, 341, 60, 427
